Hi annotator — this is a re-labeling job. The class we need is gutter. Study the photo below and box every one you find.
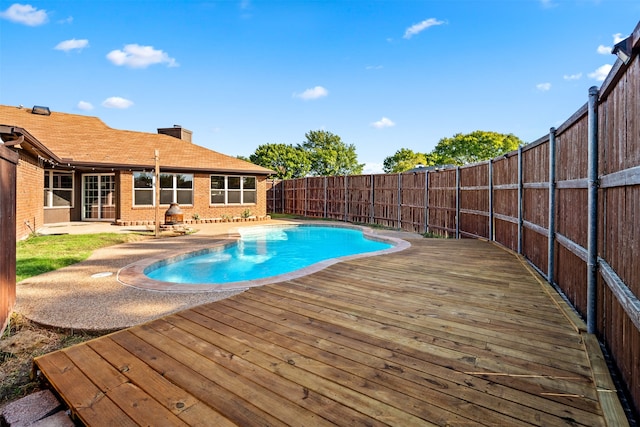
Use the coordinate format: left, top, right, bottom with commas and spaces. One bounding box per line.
0, 125, 62, 164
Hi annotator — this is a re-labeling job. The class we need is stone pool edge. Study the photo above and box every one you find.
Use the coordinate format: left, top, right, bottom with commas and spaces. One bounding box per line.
116, 224, 411, 293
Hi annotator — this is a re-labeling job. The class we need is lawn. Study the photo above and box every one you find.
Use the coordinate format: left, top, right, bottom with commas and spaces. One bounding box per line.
16, 233, 145, 282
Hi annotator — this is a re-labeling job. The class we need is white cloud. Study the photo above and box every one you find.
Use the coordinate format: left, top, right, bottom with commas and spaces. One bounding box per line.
363, 162, 384, 174
540, 0, 557, 8
106, 44, 178, 69
366, 65, 383, 70
403, 18, 444, 39
536, 83, 551, 92
58, 16, 73, 24
77, 101, 93, 111
102, 97, 134, 109
563, 73, 582, 81
596, 34, 626, 56
293, 86, 328, 100
0, 3, 48, 26
54, 39, 89, 52
588, 64, 613, 81
371, 117, 396, 129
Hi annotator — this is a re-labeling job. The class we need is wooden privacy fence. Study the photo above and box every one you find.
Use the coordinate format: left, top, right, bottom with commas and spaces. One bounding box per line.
267, 22, 640, 419
0, 143, 18, 334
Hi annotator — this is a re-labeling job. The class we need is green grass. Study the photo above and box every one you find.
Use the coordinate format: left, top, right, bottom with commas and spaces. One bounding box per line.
16, 233, 142, 282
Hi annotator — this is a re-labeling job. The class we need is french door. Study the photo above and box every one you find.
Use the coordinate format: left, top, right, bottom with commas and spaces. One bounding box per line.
82, 174, 115, 220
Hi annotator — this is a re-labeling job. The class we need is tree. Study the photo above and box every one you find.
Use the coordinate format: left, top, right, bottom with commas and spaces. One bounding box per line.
382, 148, 436, 173
431, 130, 523, 166
249, 143, 311, 179
299, 130, 364, 176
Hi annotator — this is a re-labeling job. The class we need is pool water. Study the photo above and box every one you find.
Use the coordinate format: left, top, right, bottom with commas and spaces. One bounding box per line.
145, 225, 393, 285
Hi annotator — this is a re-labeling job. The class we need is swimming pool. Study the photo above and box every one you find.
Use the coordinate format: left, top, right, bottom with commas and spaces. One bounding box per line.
118, 224, 410, 292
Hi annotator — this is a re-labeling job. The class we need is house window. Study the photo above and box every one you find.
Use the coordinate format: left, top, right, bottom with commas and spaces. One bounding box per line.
210, 175, 256, 205
161, 173, 193, 205
133, 172, 154, 206
133, 172, 193, 206
44, 171, 74, 208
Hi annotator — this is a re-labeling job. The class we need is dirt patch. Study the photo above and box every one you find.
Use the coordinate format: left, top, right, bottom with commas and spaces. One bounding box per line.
0, 313, 108, 406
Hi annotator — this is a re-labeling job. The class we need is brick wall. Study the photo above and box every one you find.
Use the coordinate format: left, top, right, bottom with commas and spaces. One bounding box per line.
15, 152, 43, 240
117, 171, 269, 225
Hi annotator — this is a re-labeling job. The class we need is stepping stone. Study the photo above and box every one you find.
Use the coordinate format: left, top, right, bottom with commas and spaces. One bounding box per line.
1, 390, 70, 426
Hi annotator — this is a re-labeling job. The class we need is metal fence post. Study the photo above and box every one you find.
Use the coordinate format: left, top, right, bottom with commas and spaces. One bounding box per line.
456, 167, 460, 239
488, 160, 494, 241
517, 146, 523, 254
425, 171, 430, 234
587, 86, 599, 334
398, 173, 402, 230
324, 176, 328, 218
370, 174, 375, 225
304, 177, 308, 217
548, 127, 557, 284
344, 175, 348, 222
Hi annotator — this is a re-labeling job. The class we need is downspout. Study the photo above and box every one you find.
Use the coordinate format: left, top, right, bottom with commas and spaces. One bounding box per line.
587, 86, 599, 334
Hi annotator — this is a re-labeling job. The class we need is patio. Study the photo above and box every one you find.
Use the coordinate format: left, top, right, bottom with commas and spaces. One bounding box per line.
33, 236, 627, 426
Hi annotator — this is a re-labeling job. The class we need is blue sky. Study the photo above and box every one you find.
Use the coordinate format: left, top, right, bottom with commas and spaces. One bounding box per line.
1, 1, 638, 173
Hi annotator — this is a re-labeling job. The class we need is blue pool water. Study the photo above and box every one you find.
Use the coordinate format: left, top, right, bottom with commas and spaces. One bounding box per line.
145, 225, 393, 285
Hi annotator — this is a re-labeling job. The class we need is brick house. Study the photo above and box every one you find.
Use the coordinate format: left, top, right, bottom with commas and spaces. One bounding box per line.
0, 105, 274, 240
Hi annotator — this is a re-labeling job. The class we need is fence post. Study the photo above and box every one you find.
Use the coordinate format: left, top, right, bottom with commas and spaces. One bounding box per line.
488, 160, 493, 241
456, 167, 460, 239
397, 173, 402, 230
587, 86, 599, 334
324, 176, 327, 218
517, 146, 523, 254
425, 171, 430, 234
344, 175, 348, 222
370, 174, 374, 225
548, 127, 557, 283
304, 177, 308, 217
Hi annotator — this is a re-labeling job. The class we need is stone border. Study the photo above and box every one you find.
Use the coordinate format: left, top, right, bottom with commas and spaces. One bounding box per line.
117, 224, 410, 293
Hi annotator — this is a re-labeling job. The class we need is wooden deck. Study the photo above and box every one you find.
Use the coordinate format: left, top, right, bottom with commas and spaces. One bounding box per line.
34, 238, 627, 426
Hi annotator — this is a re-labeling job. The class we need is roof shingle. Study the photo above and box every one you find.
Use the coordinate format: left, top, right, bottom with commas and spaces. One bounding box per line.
0, 105, 273, 174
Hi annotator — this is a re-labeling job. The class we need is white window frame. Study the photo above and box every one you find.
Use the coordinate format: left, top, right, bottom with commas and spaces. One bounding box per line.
44, 170, 74, 209
160, 173, 193, 206
133, 172, 194, 207
210, 175, 257, 205
132, 172, 155, 207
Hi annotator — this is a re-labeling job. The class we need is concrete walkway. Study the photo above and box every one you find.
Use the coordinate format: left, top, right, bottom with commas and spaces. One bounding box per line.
17, 220, 422, 331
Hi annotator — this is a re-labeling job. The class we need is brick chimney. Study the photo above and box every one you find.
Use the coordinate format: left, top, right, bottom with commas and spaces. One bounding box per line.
158, 125, 192, 143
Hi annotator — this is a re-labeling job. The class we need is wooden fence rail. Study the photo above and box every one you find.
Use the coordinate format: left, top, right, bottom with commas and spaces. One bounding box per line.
267, 21, 640, 420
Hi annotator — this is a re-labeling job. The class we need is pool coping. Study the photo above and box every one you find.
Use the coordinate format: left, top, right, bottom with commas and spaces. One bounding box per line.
117, 223, 411, 292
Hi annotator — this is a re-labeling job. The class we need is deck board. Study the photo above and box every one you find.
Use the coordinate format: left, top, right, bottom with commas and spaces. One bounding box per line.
34, 238, 628, 426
